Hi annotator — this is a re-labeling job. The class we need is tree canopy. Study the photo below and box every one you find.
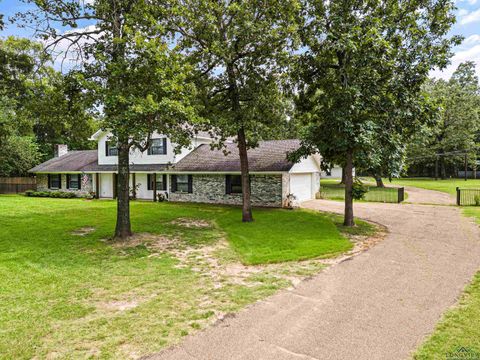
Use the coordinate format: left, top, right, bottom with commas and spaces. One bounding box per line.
292, 0, 459, 225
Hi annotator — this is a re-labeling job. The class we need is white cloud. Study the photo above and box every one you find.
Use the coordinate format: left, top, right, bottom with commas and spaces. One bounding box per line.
430, 44, 480, 79
459, 8, 480, 24
458, 8, 469, 16
463, 34, 480, 45
456, 0, 478, 5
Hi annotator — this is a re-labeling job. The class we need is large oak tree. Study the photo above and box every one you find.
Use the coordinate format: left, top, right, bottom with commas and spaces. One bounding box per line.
293, 0, 459, 225
166, 0, 300, 222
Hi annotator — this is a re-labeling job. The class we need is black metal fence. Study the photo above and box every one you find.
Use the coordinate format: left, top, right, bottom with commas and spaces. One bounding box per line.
320, 184, 406, 203
456, 187, 480, 206
0, 177, 37, 194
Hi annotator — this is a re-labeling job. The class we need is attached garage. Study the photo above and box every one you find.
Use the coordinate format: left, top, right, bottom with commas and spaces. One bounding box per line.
290, 173, 313, 202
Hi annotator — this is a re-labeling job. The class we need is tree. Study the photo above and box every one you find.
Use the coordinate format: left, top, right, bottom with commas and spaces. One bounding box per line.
18, 0, 198, 240
406, 62, 480, 178
293, 0, 459, 226
167, 0, 300, 222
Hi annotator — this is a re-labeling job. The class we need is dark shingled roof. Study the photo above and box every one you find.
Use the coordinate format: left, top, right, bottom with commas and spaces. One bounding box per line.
29, 139, 301, 173
172, 139, 301, 172
29, 150, 168, 173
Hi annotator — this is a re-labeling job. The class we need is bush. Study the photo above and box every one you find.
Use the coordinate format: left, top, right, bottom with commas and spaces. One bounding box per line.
352, 180, 368, 200
475, 195, 480, 206
24, 190, 77, 199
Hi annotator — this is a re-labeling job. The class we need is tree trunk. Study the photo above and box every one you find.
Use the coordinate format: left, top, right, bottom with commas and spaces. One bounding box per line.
344, 150, 354, 227
237, 127, 253, 222
340, 167, 346, 184
440, 158, 446, 180
114, 141, 132, 240
374, 175, 384, 188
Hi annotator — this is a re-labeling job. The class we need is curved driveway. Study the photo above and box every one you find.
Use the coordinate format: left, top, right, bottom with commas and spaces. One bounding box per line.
150, 189, 480, 360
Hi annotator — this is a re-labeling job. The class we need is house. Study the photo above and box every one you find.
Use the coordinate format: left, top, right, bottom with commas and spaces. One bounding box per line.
29, 130, 322, 207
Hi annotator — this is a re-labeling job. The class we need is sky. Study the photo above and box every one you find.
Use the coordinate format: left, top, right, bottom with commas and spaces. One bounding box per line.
0, 0, 479, 80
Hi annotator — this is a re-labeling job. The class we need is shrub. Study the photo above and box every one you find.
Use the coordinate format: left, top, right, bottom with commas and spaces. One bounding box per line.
475, 195, 480, 206
352, 180, 368, 200
24, 191, 77, 199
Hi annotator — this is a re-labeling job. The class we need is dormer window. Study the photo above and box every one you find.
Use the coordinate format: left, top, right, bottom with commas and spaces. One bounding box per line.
148, 138, 167, 155
105, 141, 118, 156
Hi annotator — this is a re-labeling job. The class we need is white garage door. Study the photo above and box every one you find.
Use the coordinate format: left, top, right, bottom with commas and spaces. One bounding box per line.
290, 174, 312, 202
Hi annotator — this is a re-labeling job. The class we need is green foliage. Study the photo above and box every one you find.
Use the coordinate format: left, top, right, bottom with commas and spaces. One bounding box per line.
406, 62, 480, 177
168, 0, 300, 145
351, 180, 368, 201
25, 190, 77, 198
474, 195, 480, 206
0, 135, 41, 177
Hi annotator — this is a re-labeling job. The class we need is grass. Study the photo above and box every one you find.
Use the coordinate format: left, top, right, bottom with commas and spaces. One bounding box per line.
414, 208, 480, 359
320, 179, 400, 203
386, 177, 480, 196
0, 195, 360, 359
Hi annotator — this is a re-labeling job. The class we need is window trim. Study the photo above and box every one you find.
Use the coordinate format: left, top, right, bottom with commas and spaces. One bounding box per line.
66, 174, 81, 190
147, 174, 167, 191
105, 141, 118, 157
147, 138, 167, 155
48, 174, 61, 189
226, 175, 242, 194
171, 174, 192, 193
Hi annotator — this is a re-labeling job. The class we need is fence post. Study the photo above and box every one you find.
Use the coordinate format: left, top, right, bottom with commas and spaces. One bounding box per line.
398, 187, 404, 203
456, 187, 461, 206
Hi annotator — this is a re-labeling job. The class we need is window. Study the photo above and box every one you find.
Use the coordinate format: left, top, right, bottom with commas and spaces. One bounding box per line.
48, 174, 61, 189
226, 175, 242, 194
148, 138, 167, 155
171, 175, 192, 193
105, 141, 118, 156
67, 174, 81, 190
147, 174, 167, 191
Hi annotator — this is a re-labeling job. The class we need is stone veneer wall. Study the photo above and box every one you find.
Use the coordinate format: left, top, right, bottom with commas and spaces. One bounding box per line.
36, 173, 94, 196
169, 174, 283, 207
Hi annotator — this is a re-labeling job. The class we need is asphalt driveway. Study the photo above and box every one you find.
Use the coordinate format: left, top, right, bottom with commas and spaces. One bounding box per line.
148, 190, 480, 360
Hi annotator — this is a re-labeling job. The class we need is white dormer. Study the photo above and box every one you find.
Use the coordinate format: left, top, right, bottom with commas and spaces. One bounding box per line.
89, 130, 219, 166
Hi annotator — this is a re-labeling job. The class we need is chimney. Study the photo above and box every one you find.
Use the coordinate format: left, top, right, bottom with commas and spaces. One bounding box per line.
54, 144, 68, 157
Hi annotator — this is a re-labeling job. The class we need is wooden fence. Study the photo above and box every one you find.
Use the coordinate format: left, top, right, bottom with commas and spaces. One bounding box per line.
0, 177, 37, 194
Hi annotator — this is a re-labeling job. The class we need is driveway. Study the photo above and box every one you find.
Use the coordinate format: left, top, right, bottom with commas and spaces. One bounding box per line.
148, 190, 480, 360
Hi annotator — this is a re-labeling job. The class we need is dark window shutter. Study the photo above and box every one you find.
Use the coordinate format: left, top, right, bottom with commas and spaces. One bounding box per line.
162, 138, 167, 154
105, 141, 109, 156
171, 175, 177, 192
147, 142, 152, 155
147, 174, 152, 190
188, 175, 193, 193
48, 174, 51, 189
162, 174, 167, 190
66, 174, 70, 189
78, 174, 82, 190
58, 175, 62, 189
225, 175, 232, 194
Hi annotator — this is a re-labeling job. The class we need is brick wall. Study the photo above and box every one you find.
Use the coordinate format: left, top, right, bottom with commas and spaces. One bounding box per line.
36, 173, 94, 196
169, 174, 283, 207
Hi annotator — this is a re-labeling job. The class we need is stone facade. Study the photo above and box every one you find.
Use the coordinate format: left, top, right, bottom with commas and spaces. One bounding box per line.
36, 173, 94, 196
169, 174, 283, 207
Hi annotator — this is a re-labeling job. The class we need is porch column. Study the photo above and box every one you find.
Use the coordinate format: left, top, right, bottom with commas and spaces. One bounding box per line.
153, 173, 157, 202
95, 173, 100, 199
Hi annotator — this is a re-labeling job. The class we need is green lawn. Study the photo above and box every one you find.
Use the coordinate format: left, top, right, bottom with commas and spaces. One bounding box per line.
0, 195, 361, 359
320, 179, 400, 203
415, 208, 480, 359
386, 177, 480, 196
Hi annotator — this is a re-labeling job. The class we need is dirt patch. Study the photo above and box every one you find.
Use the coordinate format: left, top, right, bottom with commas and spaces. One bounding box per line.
71, 227, 95, 236
97, 300, 139, 312
111, 233, 180, 253
170, 218, 211, 228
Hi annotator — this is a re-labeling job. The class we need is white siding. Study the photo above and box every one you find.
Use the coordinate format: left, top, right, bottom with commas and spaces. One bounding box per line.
96, 131, 216, 166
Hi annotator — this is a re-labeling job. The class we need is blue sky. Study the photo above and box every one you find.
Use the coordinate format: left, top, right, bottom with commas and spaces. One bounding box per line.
1, 0, 479, 79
